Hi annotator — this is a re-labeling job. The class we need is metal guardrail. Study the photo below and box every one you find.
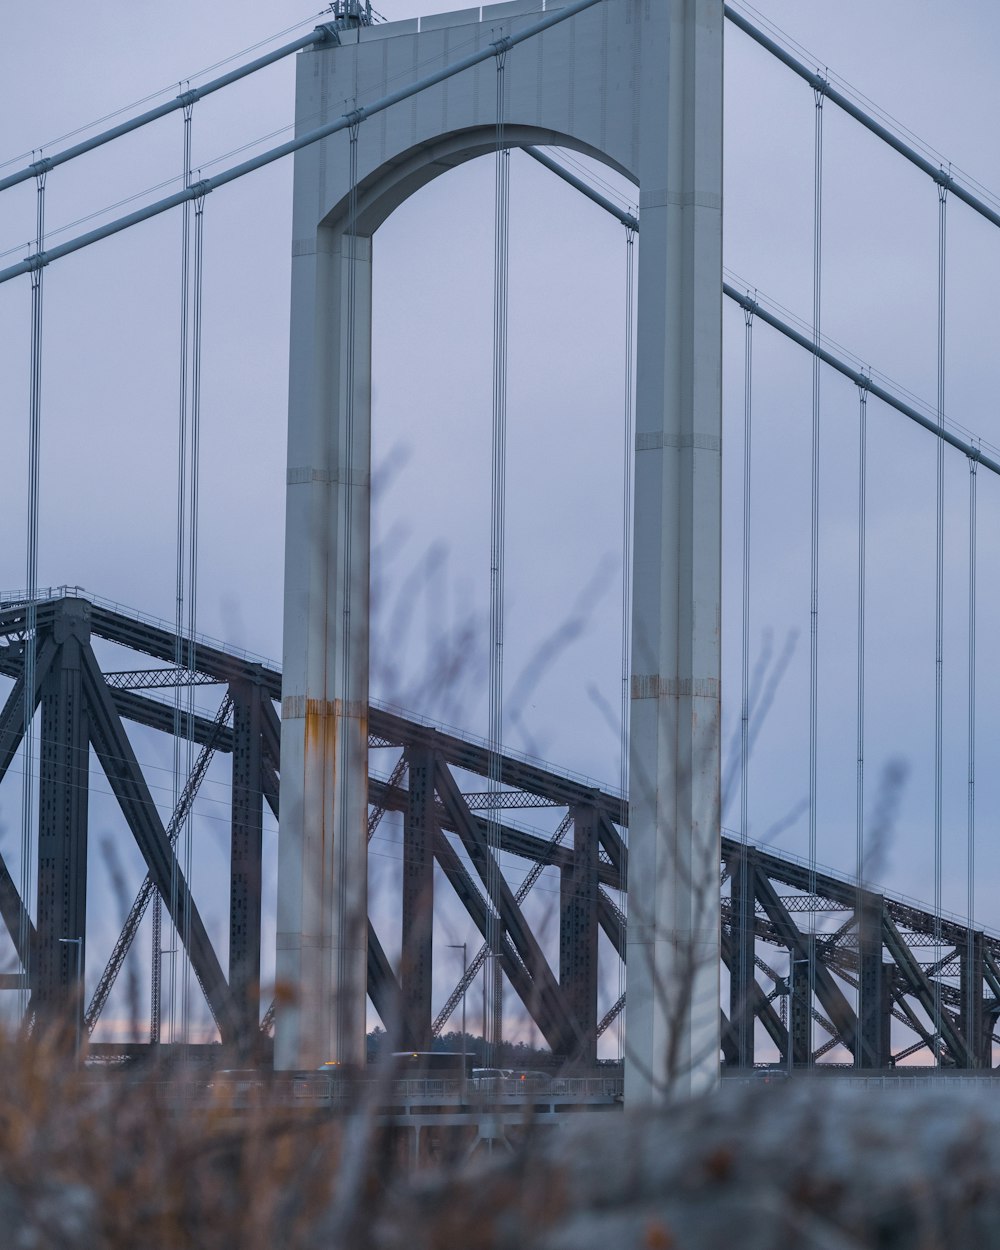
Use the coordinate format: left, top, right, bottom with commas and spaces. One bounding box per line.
198, 1074, 624, 1107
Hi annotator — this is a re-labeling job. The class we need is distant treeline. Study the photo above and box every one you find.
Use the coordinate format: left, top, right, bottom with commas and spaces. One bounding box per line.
365, 1027, 620, 1069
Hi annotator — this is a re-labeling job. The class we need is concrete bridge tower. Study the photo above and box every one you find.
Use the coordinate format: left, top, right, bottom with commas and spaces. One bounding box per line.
276, 0, 723, 1101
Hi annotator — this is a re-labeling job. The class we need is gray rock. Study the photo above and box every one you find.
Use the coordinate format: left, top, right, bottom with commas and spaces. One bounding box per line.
372, 1081, 1000, 1250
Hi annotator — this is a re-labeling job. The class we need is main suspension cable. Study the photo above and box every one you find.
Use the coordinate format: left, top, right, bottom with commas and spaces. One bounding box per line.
933, 180, 948, 1061
20, 164, 46, 1025
486, 44, 511, 1068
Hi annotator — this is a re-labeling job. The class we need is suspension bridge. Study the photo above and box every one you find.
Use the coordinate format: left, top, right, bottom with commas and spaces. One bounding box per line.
0, 0, 997, 1103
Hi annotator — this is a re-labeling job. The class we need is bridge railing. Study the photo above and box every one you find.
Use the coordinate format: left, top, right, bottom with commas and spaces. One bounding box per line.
285, 1074, 625, 1105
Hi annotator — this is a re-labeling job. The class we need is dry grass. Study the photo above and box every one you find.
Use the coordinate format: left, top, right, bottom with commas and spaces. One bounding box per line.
4, 1029, 999, 1250
0, 1027, 366, 1249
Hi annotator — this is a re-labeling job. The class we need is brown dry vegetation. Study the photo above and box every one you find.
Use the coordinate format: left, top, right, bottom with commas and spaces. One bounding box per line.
0, 1029, 356, 1249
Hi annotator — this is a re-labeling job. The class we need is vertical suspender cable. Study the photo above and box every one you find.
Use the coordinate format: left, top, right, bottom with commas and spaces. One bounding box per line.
486, 44, 510, 1068
855, 378, 868, 1050
20, 163, 46, 1026
807, 84, 824, 1065
933, 180, 948, 1060
738, 301, 754, 1065
181, 188, 206, 1045
160, 98, 194, 1047
966, 451, 978, 1060
618, 224, 636, 1065
337, 120, 361, 1060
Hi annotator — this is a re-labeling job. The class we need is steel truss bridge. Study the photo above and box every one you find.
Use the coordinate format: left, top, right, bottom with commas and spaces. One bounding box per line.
0, 589, 994, 1071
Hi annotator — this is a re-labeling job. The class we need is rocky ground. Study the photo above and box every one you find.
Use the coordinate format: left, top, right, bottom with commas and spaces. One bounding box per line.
374, 1081, 1000, 1250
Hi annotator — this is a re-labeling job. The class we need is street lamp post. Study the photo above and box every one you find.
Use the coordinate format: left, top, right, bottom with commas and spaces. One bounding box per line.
59, 936, 83, 1061
447, 942, 468, 1096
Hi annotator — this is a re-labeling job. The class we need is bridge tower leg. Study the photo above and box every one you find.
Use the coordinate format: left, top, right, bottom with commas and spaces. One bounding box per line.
625, 0, 725, 1102
275, 228, 373, 1070
35, 601, 90, 1039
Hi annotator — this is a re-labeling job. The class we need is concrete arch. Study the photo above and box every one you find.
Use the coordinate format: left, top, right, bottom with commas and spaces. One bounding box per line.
276, 0, 724, 1105
319, 125, 636, 238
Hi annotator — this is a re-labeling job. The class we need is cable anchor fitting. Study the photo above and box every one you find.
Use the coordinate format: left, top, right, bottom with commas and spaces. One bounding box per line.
812, 71, 829, 105
741, 289, 759, 320
314, 22, 343, 45
24, 249, 48, 275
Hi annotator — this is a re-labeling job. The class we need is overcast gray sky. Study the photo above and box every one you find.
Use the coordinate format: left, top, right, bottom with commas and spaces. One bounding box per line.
3, 0, 1000, 1046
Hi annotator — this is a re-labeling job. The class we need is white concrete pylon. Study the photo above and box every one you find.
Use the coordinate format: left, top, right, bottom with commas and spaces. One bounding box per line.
625, 0, 724, 1102
277, 230, 372, 1070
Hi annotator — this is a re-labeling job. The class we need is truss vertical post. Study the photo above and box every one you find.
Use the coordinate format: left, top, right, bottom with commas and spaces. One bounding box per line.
626, 0, 724, 1102
35, 602, 90, 1038
401, 741, 436, 1050
561, 802, 600, 1067
857, 894, 885, 1068
229, 674, 264, 1050
729, 847, 756, 1068
880, 963, 894, 1067
790, 934, 813, 1069
960, 929, 985, 1068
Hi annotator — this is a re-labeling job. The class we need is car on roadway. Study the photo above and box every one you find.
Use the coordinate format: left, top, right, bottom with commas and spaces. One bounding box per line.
470, 1067, 511, 1091
508, 1069, 552, 1090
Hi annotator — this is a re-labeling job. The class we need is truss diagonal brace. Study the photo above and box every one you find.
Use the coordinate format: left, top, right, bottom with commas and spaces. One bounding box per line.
882, 911, 968, 1065
430, 826, 554, 1049
434, 759, 581, 1057
85, 692, 234, 1035
367, 922, 402, 1035
80, 644, 239, 1041
753, 867, 859, 1059
0, 634, 57, 786
720, 928, 788, 1060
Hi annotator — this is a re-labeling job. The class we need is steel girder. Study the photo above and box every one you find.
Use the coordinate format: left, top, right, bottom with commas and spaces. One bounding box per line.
229, 676, 265, 1049
400, 743, 435, 1050
560, 804, 600, 1065
35, 608, 90, 1030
